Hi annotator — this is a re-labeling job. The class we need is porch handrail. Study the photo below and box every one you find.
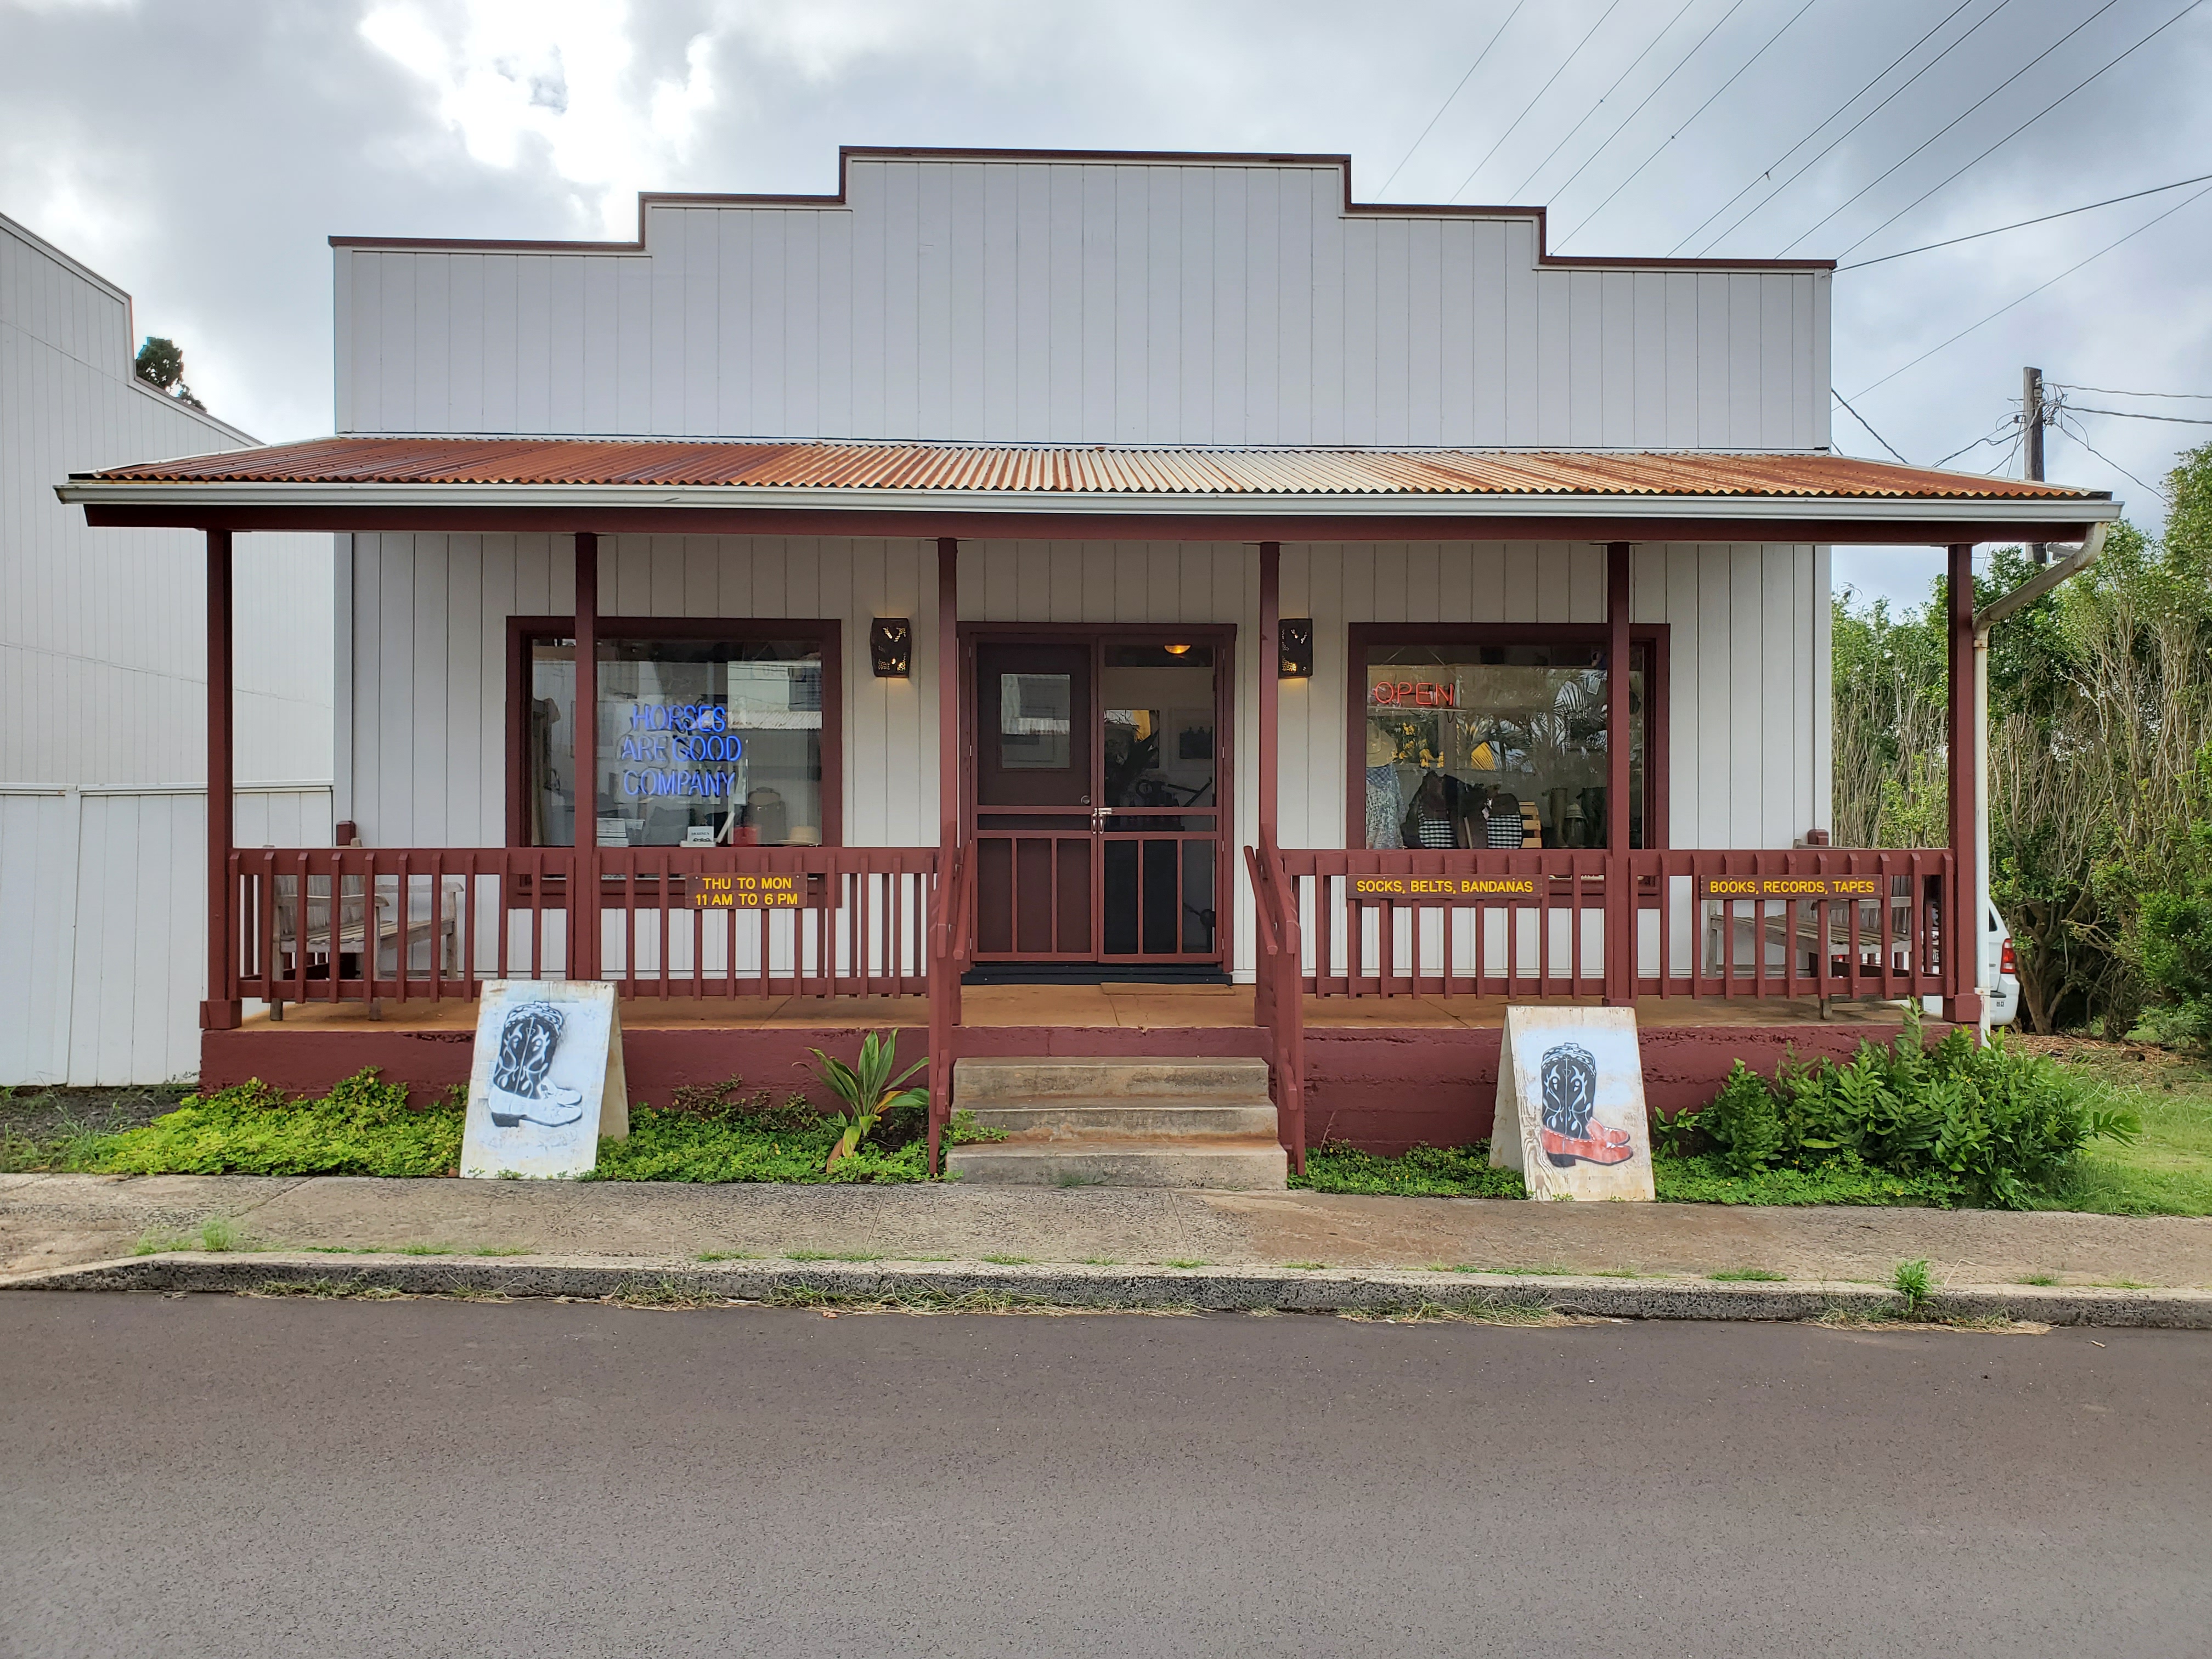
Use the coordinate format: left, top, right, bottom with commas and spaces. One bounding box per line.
926, 838, 978, 1173
1243, 837, 1307, 1175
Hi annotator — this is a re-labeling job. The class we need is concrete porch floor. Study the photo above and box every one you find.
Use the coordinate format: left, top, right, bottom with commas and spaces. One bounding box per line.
242, 983, 1922, 1033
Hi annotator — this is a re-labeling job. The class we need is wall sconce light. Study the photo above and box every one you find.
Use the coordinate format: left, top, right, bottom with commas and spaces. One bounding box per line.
870, 617, 911, 678
1278, 618, 1313, 679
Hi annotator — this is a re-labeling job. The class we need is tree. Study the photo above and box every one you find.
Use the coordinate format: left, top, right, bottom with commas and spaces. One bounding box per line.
133, 336, 206, 411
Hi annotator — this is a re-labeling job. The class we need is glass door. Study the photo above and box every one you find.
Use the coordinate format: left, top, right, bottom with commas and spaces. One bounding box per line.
968, 634, 1227, 970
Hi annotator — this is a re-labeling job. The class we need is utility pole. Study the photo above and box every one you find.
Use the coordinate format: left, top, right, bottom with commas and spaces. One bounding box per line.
2024, 365, 2047, 565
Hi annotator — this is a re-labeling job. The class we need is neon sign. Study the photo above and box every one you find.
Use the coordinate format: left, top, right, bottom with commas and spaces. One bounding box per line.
1368, 681, 1459, 708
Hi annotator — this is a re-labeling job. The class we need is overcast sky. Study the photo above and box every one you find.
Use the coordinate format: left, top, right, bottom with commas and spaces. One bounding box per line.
5, 0, 2208, 605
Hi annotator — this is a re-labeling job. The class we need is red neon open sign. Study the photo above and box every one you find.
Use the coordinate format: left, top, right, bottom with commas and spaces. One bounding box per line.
1369, 681, 1459, 708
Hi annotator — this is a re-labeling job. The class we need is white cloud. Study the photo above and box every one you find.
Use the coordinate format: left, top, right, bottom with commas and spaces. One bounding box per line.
358, 0, 715, 233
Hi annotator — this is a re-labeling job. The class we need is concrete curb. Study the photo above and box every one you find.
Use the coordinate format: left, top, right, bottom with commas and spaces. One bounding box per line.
9, 1252, 2212, 1327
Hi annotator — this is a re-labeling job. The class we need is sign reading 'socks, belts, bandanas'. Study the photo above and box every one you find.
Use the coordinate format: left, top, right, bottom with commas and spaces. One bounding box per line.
1695, 875, 1883, 899
461, 981, 629, 1179
1353, 876, 1538, 897
1489, 1006, 1655, 1202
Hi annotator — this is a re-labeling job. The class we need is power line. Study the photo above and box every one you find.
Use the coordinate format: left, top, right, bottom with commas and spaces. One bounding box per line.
1929, 417, 2020, 470
1833, 0, 2205, 261
1835, 172, 2212, 269
1670, 0, 1976, 255
1852, 178, 2212, 397
2053, 382, 2212, 400
1831, 389, 1912, 465
1505, 0, 1701, 201
1538, 0, 1753, 221
1556, 0, 1823, 251
1374, 1, 1532, 200
1446, 0, 1632, 204
2065, 405, 2212, 425
1778, 0, 2125, 255
1695, 0, 2018, 255
2057, 413, 2162, 497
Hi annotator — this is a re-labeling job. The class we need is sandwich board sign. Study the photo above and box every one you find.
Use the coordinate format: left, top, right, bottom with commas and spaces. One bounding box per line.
460, 981, 629, 1179
1488, 1006, 1655, 1202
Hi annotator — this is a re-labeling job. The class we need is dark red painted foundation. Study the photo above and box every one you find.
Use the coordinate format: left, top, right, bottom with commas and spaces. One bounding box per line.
202, 1019, 1935, 1154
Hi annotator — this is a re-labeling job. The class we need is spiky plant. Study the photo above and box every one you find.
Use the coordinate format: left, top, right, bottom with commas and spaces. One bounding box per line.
809, 1031, 929, 1173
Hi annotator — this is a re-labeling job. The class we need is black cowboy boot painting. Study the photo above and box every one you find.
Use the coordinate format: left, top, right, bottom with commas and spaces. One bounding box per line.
1537, 1040, 1632, 1167
486, 1001, 585, 1127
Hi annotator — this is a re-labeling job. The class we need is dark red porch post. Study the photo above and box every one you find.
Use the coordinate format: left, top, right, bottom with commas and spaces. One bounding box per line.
927, 536, 961, 1172
1944, 542, 1983, 1030
1258, 542, 1281, 854
202, 528, 240, 1030
1605, 540, 1634, 1007
572, 531, 600, 983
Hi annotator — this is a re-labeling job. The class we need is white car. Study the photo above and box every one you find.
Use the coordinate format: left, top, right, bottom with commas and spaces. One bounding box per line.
1985, 900, 2019, 1029
1921, 900, 2019, 1028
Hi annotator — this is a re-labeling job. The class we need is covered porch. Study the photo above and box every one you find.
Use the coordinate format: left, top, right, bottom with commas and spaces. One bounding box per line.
59, 438, 2116, 1168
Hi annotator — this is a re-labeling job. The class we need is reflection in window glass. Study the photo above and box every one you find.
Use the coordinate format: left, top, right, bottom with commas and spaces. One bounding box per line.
527, 636, 825, 848
1359, 643, 1647, 851
998, 673, 1071, 770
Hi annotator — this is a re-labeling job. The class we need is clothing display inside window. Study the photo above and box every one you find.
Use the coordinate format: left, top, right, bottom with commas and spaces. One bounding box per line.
1359, 640, 1649, 851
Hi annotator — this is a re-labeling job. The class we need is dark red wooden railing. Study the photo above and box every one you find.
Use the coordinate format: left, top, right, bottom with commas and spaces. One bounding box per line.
1243, 844, 1958, 1173
229, 845, 941, 1007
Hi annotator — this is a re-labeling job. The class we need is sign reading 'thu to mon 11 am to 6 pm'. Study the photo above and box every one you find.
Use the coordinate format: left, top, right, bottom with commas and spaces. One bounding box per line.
692, 873, 803, 909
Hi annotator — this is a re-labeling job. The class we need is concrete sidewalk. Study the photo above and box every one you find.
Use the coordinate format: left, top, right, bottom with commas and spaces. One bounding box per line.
5, 1171, 2209, 1289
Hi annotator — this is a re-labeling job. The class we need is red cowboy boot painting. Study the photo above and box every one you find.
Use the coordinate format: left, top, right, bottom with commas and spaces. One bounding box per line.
1537, 1041, 1633, 1167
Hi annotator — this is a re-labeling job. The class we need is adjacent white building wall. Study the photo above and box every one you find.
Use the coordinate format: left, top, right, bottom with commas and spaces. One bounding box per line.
336, 154, 1830, 452
0, 212, 336, 1082
345, 534, 1822, 980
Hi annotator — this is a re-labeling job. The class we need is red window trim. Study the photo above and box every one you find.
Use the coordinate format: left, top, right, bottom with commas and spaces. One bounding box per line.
505, 615, 844, 849
1343, 621, 1670, 852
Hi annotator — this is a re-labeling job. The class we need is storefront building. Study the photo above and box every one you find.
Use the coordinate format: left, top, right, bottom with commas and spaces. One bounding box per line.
57, 148, 2114, 1161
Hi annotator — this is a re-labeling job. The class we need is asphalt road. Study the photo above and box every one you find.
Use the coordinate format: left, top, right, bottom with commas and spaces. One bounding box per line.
3, 1294, 2207, 1659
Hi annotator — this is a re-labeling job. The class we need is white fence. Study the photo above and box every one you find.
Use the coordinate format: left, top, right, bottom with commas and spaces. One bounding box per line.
0, 786, 331, 1085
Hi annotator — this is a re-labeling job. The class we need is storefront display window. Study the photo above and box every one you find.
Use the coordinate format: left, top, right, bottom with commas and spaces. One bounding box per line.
522, 630, 832, 848
1356, 636, 1652, 851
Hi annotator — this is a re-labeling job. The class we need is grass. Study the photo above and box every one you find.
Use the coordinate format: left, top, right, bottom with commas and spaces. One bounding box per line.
1892, 1258, 1934, 1314
1161, 1258, 1209, 1269
783, 1249, 883, 1262
979, 1253, 1032, 1266
1294, 1141, 1526, 1198
14, 1070, 1009, 1186
2017, 1273, 2059, 1285
1708, 1267, 1786, 1282
2019, 1041, 2212, 1216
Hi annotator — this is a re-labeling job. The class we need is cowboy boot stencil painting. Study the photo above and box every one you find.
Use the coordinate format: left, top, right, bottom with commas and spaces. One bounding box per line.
486, 1002, 586, 1128
1538, 1041, 1634, 1168
1489, 1007, 1654, 1200
461, 980, 627, 1179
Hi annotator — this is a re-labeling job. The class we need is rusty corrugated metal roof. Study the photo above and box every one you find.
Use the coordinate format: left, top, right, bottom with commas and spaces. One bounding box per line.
78, 437, 2100, 500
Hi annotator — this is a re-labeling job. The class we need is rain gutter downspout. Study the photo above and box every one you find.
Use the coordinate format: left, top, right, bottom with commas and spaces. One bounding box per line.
1966, 521, 2111, 1037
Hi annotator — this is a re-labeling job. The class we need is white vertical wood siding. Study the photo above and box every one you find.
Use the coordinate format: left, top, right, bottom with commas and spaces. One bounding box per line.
348, 536, 1818, 980
1, 212, 337, 1080
338, 158, 1828, 452
0, 787, 331, 1085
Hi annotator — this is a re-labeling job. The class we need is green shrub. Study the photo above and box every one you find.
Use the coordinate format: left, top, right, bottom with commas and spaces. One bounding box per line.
1677, 1018, 2137, 1209
86, 1071, 463, 1178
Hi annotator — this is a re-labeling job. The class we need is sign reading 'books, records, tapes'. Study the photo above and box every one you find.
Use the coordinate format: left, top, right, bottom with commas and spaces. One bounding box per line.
1488, 1006, 1654, 1203
460, 981, 629, 1180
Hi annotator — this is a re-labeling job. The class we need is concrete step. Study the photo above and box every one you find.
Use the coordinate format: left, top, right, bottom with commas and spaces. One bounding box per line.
953, 1056, 1271, 1106
945, 1138, 1289, 1190
968, 1100, 1280, 1141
